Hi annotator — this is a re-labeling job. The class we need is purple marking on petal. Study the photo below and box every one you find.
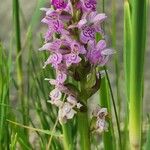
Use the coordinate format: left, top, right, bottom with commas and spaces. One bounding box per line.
64, 53, 81, 67
52, 20, 62, 31
67, 38, 86, 55
51, 0, 67, 9
50, 88, 62, 100
42, 10, 65, 35
80, 26, 95, 43
51, 53, 62, 64
80, 32, 89, 44
44, 53, 62, 68
71, 42, 80, 54
56, 72, 67, 83
44, 28, 53, 42
69, 54, 81, 63
83, 27, 95, 38
84, 0, 96, 11
71, 54, 81, 62
80, 0, 97, 12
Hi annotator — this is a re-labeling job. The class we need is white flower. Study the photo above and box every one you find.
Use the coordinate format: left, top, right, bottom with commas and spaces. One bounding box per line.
67, 95, 83, 109
93, 107, 108, 119
96, 119, 108, 133
49, 88, 63, 107
67, 95, 77, 107
58, 102, 77, 124
50, 88, 62, 100
97, 108, 108, 119
93, 107, 108, 133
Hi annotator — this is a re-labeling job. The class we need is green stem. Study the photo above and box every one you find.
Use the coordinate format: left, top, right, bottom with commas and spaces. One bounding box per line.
62, 122, 74, 150
78, 110, 90, 150
77, 80, 90, 150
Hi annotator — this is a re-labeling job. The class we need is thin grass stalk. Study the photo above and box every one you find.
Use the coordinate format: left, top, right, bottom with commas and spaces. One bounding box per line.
112, 0, 121, 121
123, 1, 132, 149
100, 77, 116, 150
124, 0, 132, 103
99, 1, 116, 148
13, 0, 29, 142
0, 44, 10, 149
0, 44, 4, 148
6, 44, 12, 150
128, 0, 147, 149
104, 68, 122, 149
0, 43, 13, 149
100, 1, 117, 149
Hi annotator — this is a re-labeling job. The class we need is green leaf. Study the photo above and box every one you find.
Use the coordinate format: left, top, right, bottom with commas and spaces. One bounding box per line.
7, 119, 61, 137
86, 69, 97, 89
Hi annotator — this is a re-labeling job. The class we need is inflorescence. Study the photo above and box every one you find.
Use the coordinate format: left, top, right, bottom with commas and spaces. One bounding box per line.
39, 0, 114, 132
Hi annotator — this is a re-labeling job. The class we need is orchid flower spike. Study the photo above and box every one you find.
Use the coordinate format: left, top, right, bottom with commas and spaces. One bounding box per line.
40, 0, 114, 126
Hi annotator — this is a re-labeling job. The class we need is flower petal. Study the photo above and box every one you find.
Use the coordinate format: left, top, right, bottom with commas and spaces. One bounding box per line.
101, 48, 115, 55
67, 95, 77, 107
56, 72, 67, 83
96, 40, 106, 50
92, 13, 107, 23
78, 19, 87, 28
50, 88, 62, 101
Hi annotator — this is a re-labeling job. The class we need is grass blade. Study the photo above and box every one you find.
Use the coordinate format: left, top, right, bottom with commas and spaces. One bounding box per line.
100, 77, 116, 150
13, 0, 29, 138
128, 0, 147, 149
123, 1, 132, 149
